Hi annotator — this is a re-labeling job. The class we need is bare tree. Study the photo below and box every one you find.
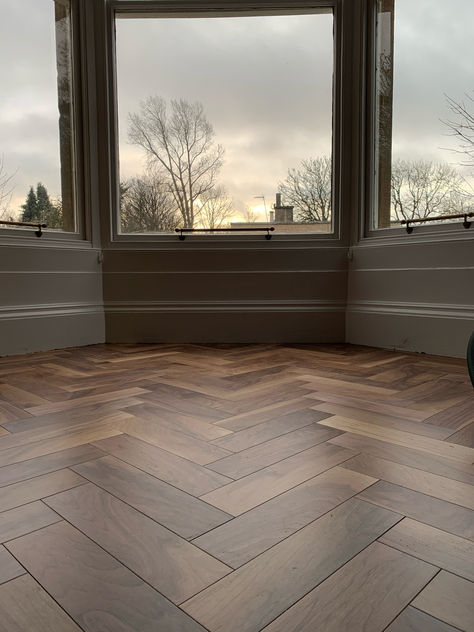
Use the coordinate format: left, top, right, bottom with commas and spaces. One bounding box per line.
242, 207, 258, 223
128, 97, 224, 228
390, 159, 471, 221
443, 92, 474, 167
279, 156, 332, 223
120, 173, 180, 233
0, 155, 15, 221
199, 186, 234, 230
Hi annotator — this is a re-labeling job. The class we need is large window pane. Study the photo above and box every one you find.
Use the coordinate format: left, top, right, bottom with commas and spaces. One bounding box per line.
115, 11, 334, 235
374, 0, 474, 230
0, 0, 76, 233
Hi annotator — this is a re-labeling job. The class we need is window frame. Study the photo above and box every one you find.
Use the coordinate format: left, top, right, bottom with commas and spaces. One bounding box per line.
362, 0, 474, 243
106, 0, 345, 246
0, 0, 89, 245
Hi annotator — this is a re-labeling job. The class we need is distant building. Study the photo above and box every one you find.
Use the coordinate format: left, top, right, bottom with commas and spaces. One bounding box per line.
231, 193, 331, 233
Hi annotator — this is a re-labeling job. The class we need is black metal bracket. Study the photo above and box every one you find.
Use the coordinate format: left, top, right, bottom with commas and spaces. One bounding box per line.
0, 220, 47, 237
175, 227, 275, 241
401, 212, 474, 234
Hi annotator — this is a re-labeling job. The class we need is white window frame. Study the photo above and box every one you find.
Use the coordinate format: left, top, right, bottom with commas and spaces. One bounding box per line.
0, 0, 91, 246
106, 0, 345, 246
363, 0, 474, 244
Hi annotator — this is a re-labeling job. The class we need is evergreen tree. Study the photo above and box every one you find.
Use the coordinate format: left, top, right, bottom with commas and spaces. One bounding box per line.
20, 183, 63, 229
36, 183, 53, 222
21, 186, 38, 222
46, 198, 63, 229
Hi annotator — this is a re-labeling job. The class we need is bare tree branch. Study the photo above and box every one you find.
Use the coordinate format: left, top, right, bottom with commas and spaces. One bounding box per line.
390, 159, 473, 221
120, 172, 180, 233
442, 91, 474, 167
278, 156, 332, 223
199, 186, 234, 230
128, 97, 224, 228
0, 155, 16, 221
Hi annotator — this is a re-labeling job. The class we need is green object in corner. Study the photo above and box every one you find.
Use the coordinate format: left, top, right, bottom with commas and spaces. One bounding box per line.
468, 331, 474, 388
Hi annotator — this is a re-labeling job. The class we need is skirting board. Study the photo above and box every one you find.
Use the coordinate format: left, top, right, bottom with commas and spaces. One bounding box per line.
346, 302, 474, 358
0, 306, 105, 356
105, 304, 345, 343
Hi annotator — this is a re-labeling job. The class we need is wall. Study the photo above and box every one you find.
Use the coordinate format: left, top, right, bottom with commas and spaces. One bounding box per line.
103, 244, 347, 343
346, 236, 474, 358
0, 243, 105, 356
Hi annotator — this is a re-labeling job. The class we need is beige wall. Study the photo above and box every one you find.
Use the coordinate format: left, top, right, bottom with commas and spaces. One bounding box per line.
103, 245, 347, 343
346, 238, 474, 357
0, 243, 105, 356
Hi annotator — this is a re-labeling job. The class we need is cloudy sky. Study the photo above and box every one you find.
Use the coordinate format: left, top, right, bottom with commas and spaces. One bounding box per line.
0, 0, 473, 221
116, 11, 334, 221
0, 0, 62, 213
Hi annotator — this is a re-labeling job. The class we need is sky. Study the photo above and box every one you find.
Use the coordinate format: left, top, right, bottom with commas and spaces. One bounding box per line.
0, 0, 473, 221
0, 0, 62, 214
115, 11, 334, 221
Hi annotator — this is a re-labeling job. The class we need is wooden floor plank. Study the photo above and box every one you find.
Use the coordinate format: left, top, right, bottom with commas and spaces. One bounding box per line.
113, 415, 232, 465
329, 432, 474, 485
0, 423, 123, 468
0, 401, 32, 424
92, 433, 233, 495
445, 422, 474, 448
0, 469, 85, 513
210, 409, 332, 452
24, 387, 149, 416
358, 481, 474, 540
386, 606, 461, 632
318, 415, 474, 463
193, 466, 377, 568
0, 444, 104, 488
379, 518, 474, 581
342, 453, 474, 509
183, 499, 401, 632
0, 411, 130, 453
139, 384, 234, 421
1, 397, 143, 434
423, 398, 474, 430
260, 542, 437, 632
45, 483, 231, 604
0, 546, 25, 584
201, 442, 357, 516
300, 373, 398, 397
305, 390, 431, 421
0, 501, 61, 543
72, 455, 232, 539
0, 383, 50, 409
0, 574, 82, 632
124, 403, 233, 441
6, 521, 206, 632
207, 424, 341, 479
412, 571, 474, 632
214, 397, 314, 431
312, 402, 453, 439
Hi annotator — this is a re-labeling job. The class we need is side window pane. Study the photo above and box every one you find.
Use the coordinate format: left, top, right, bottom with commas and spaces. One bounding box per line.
374, 0, 474, 230
115, 11, 334, 235
0, 0, 76, 233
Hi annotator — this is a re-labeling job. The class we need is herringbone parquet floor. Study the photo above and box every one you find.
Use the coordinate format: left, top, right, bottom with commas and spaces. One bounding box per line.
0, 343, 473, 632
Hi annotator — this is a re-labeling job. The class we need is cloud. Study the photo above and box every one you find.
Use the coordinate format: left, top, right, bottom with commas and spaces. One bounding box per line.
116, 13, 334, 211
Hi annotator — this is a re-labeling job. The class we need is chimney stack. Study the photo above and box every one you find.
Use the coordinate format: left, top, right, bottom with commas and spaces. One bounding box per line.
274, 192, 294, 223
